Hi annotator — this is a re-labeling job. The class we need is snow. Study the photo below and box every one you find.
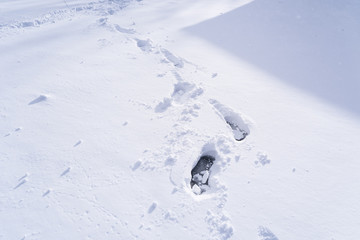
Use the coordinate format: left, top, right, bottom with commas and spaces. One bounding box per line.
1, 0, 360, 239
201, 171, 209, 184
192, 184, 202, 195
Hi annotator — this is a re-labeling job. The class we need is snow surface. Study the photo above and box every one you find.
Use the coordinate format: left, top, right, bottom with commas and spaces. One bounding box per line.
1, 0, 360, 239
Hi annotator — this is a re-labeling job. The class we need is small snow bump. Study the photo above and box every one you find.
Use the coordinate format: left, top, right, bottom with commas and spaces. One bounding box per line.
193, 104, 201, 110
108, 9, 115, 15
18, 173, 29, 181
14, 178, 27, 189
97, 17, 108, 25
73, 140, 82, 147
61, 167, 71, 176
206, 211, 233, 239
164, 210, 178, 222
256, 152, 271, 166
157, 73, 165, 78
132, 161, 142, 171
165, 157, 176, 166
21, 22, 35, 27
190, 88, 204, 99
201, 171, 209, 184
161, 48, 184, 68
191, 184, 202, 195
42, 189, 52, 197
193, 174, 202, 182
28, 95, 48, 105
258, 226, 279, 240
148, 202, 157, 214
136, 39, 153, 52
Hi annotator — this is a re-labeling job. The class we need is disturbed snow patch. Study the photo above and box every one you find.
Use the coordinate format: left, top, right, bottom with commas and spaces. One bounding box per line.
256, 152, 271, 166
154, 81, 203, 113
136, 38, 154, 52
206, 210, 234, 240
258, 226, 279, 240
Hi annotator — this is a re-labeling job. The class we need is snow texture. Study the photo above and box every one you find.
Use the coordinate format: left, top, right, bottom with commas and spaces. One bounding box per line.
1, 0, 360, 239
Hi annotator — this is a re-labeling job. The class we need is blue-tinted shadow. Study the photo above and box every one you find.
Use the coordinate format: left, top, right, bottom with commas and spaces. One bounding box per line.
184, 0, 360, 115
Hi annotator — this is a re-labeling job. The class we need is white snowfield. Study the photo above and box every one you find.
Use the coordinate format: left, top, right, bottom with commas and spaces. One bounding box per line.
1, 0, 360, 239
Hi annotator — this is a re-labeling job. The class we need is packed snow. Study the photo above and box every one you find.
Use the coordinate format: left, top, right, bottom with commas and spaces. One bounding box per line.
1, 0, 360, 239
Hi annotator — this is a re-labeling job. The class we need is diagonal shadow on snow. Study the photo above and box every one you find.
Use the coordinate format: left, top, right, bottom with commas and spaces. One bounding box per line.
183, 0, 360, 115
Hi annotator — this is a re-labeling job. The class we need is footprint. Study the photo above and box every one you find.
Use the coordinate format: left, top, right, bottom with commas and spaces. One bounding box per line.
190, 155, 215, 195
114, 24, 135, 34
172, 82, 194, 103
136, 39, 153, 52
172, 82, 203, 103
172, 71, 183, 82
154, 83, 203, 113
209, 99, 250, 141
161, 48, 184, 68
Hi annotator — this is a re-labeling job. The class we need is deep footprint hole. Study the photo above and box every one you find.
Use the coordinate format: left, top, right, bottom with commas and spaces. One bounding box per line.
190, 155, 215, 195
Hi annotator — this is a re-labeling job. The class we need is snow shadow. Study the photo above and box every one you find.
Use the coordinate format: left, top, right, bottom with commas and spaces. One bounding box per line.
184, 0, 360, 115
258, 226, 279, 240
28, 95, 48, 105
